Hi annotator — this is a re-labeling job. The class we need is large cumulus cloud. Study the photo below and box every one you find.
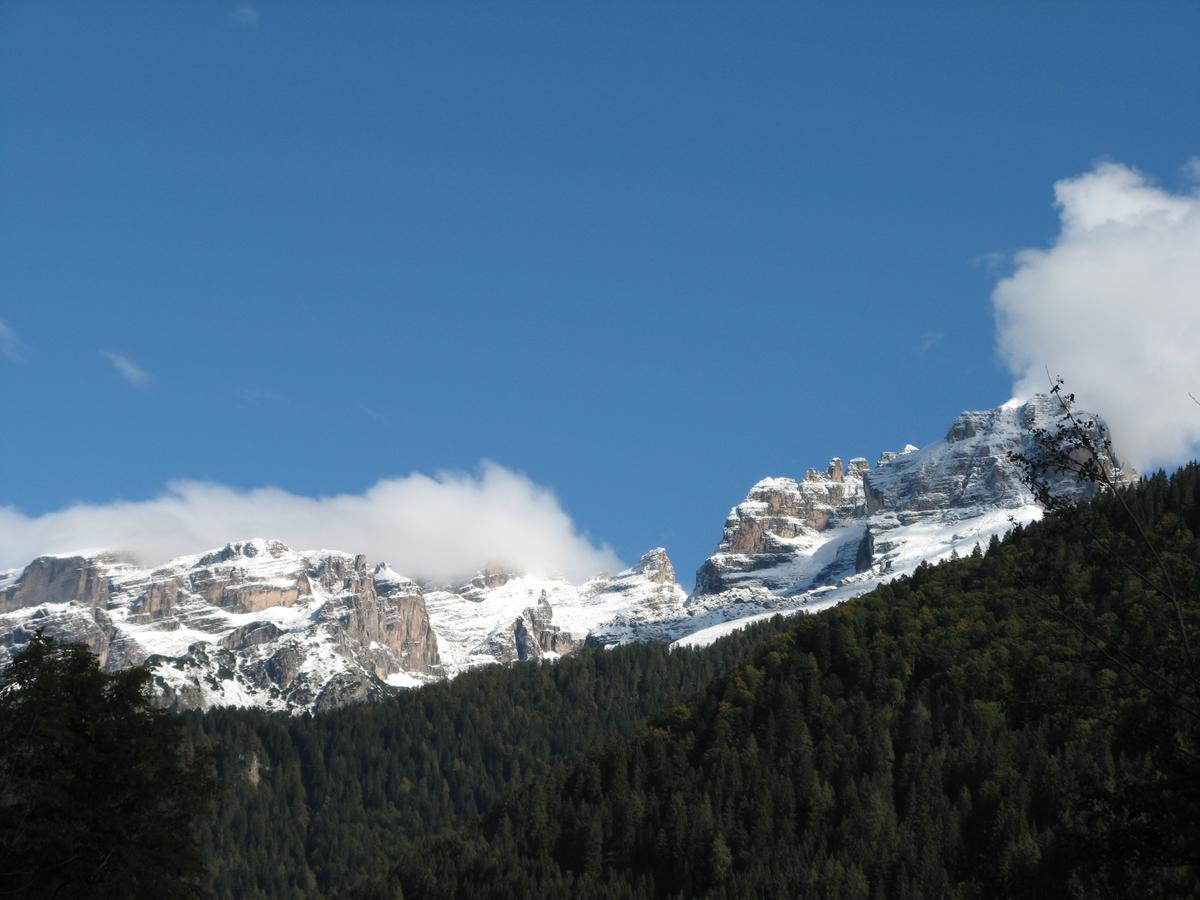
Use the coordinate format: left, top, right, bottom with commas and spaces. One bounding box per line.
0, 463, 621, 585
994, 161, 1200, 469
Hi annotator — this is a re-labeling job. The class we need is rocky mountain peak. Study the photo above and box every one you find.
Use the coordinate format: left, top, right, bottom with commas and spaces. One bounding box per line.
864, 395, 1131, 515
455, 568, 524, 600
1, 555, 116, 615
0, 541, 442, 712
373, 563, 419, 594
630, 547, 676, 584
716, 467, 867, 561
680, 395, 1134, 646
197, 538, 292, 566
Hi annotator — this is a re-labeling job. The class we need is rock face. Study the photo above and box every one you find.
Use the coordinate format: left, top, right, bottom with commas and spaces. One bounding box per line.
580, 548, 689, 645
473, 593, 580, 665
0, 540, 442, 712
1, 555, 114, 614
0, 540, 693, 708
673, 395, 1134, 647
862, 394, 1130, 514
422, 548, 689, 673
694, 464, 870, 597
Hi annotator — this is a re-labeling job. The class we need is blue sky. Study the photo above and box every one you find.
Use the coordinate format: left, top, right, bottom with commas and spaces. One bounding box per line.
2, 2, 1199, 585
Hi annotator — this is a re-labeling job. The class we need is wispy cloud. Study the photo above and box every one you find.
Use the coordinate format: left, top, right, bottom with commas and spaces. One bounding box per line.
228, 5, 260, 28
972, 249, 1014, 276
918, 331, 944, 354
236, 386, 287, 408
359, 404, 388, 424
0, 320, 21, 362
99, 351, 154, 387
994, 160, 1200, 469
0, 463, 622, 586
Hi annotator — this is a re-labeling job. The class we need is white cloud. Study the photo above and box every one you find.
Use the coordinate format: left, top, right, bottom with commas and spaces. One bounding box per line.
993, 160, 1200, 470
0, 463, 622, 585
973, 249, 1013, 275
918, 331, 944, 354
100, 351, 153, 387
0, 320, 20, 362
359, 404, 388, 424
228, 6, 259, 28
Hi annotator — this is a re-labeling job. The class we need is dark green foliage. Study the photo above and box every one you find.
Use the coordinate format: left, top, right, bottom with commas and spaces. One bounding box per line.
0, 633, 213, 899
185, 616, 791, 897
381, 465, 1200, 898
192, 464, 1200, 898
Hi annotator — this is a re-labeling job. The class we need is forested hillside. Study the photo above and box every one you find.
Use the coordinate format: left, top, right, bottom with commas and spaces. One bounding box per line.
382, 465, 1200, 898
192, 465, 1200, 898
184, 616, 791, 896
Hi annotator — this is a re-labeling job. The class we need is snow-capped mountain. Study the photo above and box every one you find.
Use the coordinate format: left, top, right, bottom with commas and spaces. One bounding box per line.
0, 540, 442, 711
673, 394, 1133, 647
423, 547, 687, 672
0, 394, 1131, 711
0, 541, 687, 711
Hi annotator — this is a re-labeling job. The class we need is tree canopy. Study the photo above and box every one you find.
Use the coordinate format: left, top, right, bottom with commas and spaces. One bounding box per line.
0, 633, 213, 899
183, 462, 1200, 898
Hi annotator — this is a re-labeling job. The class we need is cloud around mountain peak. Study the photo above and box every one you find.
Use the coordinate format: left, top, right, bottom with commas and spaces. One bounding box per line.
0, 462, 621, 585
993, 160, 1200, 469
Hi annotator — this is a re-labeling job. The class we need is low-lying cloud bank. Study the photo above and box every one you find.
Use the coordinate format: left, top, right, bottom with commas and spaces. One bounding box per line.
0, 463, 622, 585
994, 160, 1200, 470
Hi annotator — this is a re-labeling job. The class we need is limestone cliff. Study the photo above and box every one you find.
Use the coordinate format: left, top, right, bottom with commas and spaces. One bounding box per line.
0, 540, 441, 712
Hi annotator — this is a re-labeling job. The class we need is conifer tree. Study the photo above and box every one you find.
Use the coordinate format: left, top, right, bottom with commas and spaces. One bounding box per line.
0, 632, 213, 898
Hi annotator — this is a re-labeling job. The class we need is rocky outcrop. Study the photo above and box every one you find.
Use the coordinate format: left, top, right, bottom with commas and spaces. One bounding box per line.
0, 603, 140, 672
863, 395, 1132, 515
133, 578, 187, 621
579, 549, 690, 646
457, 569, 520, 602
187, 541, 310, 613
586, 548, 686, 616
1, 555, 114, 614
220, 621, 284, 652
696, 464, 869, 597
373, 567, 441, 670
473, 593, 579, 664
676, 395, 1135, 645
0, 539, 442, 712
320, 564, 440, 677
719, 466, 865, 556
421, 548, 690, 671
521, 594, 578, 657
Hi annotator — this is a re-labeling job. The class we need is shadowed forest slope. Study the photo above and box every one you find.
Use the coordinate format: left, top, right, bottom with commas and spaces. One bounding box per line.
193, 466, 1200, 898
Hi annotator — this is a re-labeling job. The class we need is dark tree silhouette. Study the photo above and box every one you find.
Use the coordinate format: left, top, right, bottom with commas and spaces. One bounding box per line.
0, 632, 213, 899
1010, 378, 1200, 872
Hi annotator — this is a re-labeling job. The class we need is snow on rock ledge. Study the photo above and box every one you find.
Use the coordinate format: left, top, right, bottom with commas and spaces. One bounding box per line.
672, 395, 1134, 648
0, 539, 442, 712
